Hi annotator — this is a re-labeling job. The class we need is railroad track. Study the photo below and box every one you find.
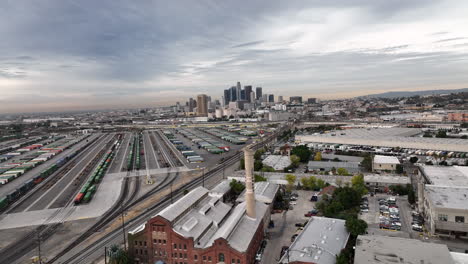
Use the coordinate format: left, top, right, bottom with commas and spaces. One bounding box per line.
151, 130, 182, 167
48, 126, 287, 264
3, 134, 104, 214
148, 131, 171, 168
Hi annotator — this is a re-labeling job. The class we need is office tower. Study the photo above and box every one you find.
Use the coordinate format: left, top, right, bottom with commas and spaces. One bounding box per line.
307, 98, 317, 104
244, 85, 252, 102
240, 89, 246, 101
262, 94, 268, 102
230, 86, 237, 102
256, 87, 262, 100
188, 97, 195, 112
250, 91, 255, 103
268, 94, 274, 102
196, 94, 208, 116
236, 82, 241, 101
290, 96, 302, 103
224, 89, 231, 105
277, 96, 283, 103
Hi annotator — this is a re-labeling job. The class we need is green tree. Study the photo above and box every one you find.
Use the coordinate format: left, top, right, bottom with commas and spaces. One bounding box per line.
360, 154, 373, 171
261, 166, 275, 172
291, 145, 312, 162
290, 155, 301, 167
351, 174, 367, 195
408, 188, 416, 204
254, 149, 265, 160
436, 130, 447, 138
254, 174, 267, 182
285, 174, 297, 185
108, 244, 133, 264
395, 164, 404, 174
230, 180, 245, 195
314, 152, 322, 161
409, 156, 419, 163
254, 160, 263, 171
337, 168, 349, 176
316, 178, 326, 189
345, 216, 368, 236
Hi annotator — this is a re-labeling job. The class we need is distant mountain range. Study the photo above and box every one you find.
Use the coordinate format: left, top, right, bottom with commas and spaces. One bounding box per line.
359, 88, 468, 99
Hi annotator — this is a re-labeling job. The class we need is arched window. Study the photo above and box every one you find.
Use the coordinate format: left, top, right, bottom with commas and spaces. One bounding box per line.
218, 253, 225, 262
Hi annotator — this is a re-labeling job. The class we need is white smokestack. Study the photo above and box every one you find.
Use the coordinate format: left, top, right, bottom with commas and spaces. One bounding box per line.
244, 147, 256, 219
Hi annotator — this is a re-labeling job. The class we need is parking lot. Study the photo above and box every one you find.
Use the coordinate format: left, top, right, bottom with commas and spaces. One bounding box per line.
360, 193, 422, 239
259, 190, 315, 264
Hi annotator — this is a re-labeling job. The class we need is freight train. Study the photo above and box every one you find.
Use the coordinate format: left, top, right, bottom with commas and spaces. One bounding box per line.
73, 134, 122, 205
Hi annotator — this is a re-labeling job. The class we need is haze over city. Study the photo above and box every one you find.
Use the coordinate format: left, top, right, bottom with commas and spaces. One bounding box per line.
1, 0, 468, 113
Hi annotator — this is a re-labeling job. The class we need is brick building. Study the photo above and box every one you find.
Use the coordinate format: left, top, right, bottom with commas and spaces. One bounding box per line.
128, 148, 269, 264
447, 112, 468, 122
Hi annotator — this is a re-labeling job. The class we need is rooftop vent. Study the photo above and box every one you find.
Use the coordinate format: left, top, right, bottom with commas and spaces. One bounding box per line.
182, 217, 198, 232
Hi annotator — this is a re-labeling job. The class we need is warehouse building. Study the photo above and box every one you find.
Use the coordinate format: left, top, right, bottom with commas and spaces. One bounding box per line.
307, 161, 361, 174
262, 155, 291, 171
354, 235, 455, 264
372, 155, 400, 172
417, 165, 468, 238
128, 148, 270, 264
364, 174, 410, 192
279, 217, 349, 264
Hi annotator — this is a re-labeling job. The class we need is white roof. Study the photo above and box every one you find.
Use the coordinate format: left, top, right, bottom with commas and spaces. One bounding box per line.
209, 180, 231, 198
373, 155, 400, 165
262, 155, 291, 170
364, 174, 410, 185
354, 235, 454, 264
420, 165, 468, 187
451, 252, 468, 264
425, 185, 468, 210
237, 181, 279, 204
279, 217, 349, 264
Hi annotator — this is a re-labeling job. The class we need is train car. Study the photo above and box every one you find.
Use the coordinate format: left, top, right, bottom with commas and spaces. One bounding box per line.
74, 192, 85, 205
33, 175, 44, 184
6, 189, 20, 202
0, 196, 8, 210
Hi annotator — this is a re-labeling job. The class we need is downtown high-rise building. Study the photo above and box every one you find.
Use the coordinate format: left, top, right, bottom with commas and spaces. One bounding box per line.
236, 82, 241, 101
268, 94, 274, 102
223, 89, 231, 106
188, 97, 196, 112
256, 87, 262, 100
244, 85, 252, 102
196, 94, 208, 116
230, 86, 237, 102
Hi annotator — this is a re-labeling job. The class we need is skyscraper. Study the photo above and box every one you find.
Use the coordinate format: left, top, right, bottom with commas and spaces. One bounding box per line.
196, 94, 208, 116
188, 97, 196, 112
268, 94, 274, 102
223, 89, 231, 106
290, 96, 303, 103
277, 96, 283, 103
230, 86, 237, 102
244, 85, 252, 102
256, 87, 262, 100
236, 82, 241, 101
240, 89, 246, 100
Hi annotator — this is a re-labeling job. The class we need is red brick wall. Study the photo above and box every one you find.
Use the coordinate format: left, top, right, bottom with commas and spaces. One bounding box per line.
129, 215, 265, 264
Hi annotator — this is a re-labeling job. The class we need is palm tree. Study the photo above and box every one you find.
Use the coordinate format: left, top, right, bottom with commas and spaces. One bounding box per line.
108, 244, 133, 264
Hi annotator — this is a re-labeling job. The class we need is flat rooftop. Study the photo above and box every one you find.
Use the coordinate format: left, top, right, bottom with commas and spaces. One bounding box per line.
425, 185, 468, 210
279, 217, 349, 264
373, 155, 400, 164
364, 174, 410, 185
262, 155, 291, 171
419, 165, 468, 187
354, 235, 454, 264
296, 128, 468, 152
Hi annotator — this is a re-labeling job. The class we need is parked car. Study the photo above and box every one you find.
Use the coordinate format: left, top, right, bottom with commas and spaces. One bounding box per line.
291, 234, 298, 242
289, 201, 297, 205
305, 209, 318, 217
412, 224, 423, 232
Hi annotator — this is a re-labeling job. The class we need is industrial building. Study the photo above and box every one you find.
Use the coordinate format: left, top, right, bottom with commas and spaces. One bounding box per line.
417, 165, 468, 238
354, 235, 455, 264
372, 155, 400, 172
307, 161, 361, 173
279, 217, 349, 264
364, 174, 410, 192
295, 128, 467, 152
128, 148, 272, 264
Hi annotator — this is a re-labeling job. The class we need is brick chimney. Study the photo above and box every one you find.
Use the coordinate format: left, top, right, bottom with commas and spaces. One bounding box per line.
244, 147, 256, 219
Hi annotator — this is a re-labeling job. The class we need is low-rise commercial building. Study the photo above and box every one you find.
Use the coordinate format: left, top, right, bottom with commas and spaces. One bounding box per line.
279, 217, 349, 264
417, 165, 468, 238
354, 235, 455, 264
372, 155, 400, 172
364, 174, 410, 192
307, 161, 361, 173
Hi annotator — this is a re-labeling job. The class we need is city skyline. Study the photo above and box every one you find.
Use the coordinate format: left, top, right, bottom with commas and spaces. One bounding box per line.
1, 0, 468, 113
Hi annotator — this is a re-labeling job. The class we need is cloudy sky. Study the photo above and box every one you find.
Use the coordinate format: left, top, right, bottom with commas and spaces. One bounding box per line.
1, 0, 468, 113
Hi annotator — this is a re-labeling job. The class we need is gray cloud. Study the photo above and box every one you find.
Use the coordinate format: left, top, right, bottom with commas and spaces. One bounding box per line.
0, 0, 467, 113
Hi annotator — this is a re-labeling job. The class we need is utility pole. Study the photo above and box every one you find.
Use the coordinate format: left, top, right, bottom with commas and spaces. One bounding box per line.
170, 182, 173, 204
202, 167, 205, 187
104, 247, 108, 264
121, 205, 127, 251
37, 229, 42, 264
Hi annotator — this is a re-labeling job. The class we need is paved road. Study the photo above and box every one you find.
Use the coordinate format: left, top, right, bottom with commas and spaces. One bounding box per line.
0, 134, 95, 198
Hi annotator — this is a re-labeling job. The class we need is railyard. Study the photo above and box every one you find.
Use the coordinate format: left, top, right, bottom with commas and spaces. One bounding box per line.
0, 124, 272, 264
